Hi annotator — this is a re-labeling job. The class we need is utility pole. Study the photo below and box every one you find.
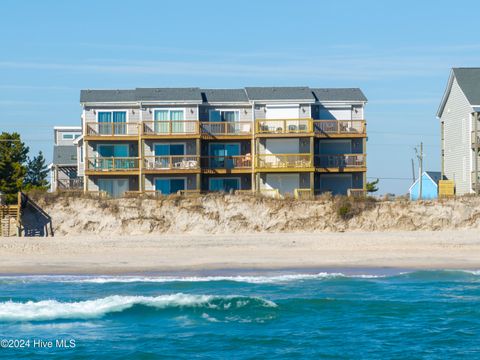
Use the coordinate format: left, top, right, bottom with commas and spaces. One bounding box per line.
415, 142, 424, 200
411, 158, 416, 183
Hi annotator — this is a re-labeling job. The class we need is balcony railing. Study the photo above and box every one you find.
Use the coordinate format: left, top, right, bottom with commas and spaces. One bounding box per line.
315, 154, 366, 168
57, 178, 84, 190
85, 122, 139, 136
201, 121, 252, 136
142, 121, 199, 136
256, 119, 312, 134
201, 155, 252, 169
144, 155, 200, 170
87, 157, 140, 171
256, 154, 312, 169
313, 120, 365, 135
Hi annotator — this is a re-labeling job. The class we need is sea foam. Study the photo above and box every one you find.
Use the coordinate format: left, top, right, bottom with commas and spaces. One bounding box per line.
0, 272, 384, 285
0, 294, 277, 322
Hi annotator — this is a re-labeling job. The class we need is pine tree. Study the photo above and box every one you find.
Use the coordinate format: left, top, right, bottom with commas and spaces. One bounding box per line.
366, 178, 379, 193
24, 151, 49, 191
0, 132, 29, 203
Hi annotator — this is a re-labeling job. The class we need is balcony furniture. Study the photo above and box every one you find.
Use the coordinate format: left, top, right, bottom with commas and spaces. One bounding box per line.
298, 124, 307, 131
288, 124, 298, 132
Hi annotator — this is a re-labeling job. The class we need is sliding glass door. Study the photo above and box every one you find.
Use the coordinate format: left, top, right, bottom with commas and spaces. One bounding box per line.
97, 144, 129, 169
98, 111, 127, 135
154, 109, 185, 134
209, 143, 240, 168
154, 143, 185, 169
209, 178, 240, 192
98, 179, 129, 197
155, 178, 186, 195
209, 110, 239, 134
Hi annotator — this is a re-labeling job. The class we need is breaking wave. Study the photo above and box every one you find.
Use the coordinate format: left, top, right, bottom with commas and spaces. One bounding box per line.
0, 294, 277, 322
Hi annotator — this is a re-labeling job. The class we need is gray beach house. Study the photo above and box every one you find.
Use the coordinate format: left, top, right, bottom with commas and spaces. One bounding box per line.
77, 87, 367, 197
438, 68, 480, 195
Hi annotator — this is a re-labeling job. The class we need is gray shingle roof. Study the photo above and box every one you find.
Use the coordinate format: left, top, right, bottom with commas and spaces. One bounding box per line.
80, 87, 367, 104
245, 87, 315, 102
453, 68, 480, 105
53, 145, 77, 165
201, 89, 248, 103
312, 88, 367, 102
80, 90, 136, 103
135, 88, 202, 103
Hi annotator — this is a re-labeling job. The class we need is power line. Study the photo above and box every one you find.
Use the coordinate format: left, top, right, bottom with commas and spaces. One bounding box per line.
367, 177, 412, 180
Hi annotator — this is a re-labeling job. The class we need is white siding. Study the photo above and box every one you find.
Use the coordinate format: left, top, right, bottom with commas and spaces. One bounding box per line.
441, 77, 474, 195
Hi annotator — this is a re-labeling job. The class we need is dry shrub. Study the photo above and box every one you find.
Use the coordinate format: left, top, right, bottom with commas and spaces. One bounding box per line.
334, 195, 377, 220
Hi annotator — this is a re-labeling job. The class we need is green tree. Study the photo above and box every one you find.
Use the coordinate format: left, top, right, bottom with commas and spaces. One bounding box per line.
0, 132, 29, 203
24, 151, 49, 191
366, 178, 379, 193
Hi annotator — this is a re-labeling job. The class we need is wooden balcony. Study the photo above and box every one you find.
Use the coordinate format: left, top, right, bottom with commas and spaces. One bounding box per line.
256, 119, 312, 136
313, 120, 366, 137
201, 155, 252, 173
86, 157, 140, 173
85, 122, 140, 138
201, 121, 252, 138
315, 154, 366, 171
142, 121, 199, 137
255, 154, 313, 171
143, 155, 200, 172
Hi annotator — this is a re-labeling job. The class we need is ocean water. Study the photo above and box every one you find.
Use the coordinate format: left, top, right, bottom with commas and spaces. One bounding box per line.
1, 270, 480, 359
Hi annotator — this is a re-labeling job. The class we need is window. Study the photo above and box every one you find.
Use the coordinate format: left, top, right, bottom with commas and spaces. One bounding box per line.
98, 111, 127, 135
62, 133, 74, 140
209, 110, 239, 122
154, 109, 185, 133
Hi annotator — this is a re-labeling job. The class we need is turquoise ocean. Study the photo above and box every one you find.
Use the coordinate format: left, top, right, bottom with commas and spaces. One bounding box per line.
1, 269, 480, 359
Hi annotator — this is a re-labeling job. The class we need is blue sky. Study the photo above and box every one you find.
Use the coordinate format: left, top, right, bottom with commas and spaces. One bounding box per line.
1, 0, 479, 194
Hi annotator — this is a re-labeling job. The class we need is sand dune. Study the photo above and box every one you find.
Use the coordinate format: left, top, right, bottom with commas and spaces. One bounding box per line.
29, 193, 480, 235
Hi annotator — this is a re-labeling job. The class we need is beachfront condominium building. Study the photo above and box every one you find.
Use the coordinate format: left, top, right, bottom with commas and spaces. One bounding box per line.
438, 68, 480, 195
78, 87, 367, 197
49, 126, 83, 192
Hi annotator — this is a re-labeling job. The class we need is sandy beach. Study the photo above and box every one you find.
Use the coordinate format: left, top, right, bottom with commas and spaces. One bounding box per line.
1, 230, 480, 274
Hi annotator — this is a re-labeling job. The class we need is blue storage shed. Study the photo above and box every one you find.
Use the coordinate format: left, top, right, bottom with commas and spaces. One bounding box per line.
409, 171, 441, 200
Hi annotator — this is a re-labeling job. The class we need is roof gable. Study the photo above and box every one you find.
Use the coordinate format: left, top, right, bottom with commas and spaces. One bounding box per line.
408, 171, 441, 192
437, 68, 480, 117
452, 68, 480, 105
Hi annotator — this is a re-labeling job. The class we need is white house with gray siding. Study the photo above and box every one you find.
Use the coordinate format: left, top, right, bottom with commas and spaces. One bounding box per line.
437, 68, 480, 195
